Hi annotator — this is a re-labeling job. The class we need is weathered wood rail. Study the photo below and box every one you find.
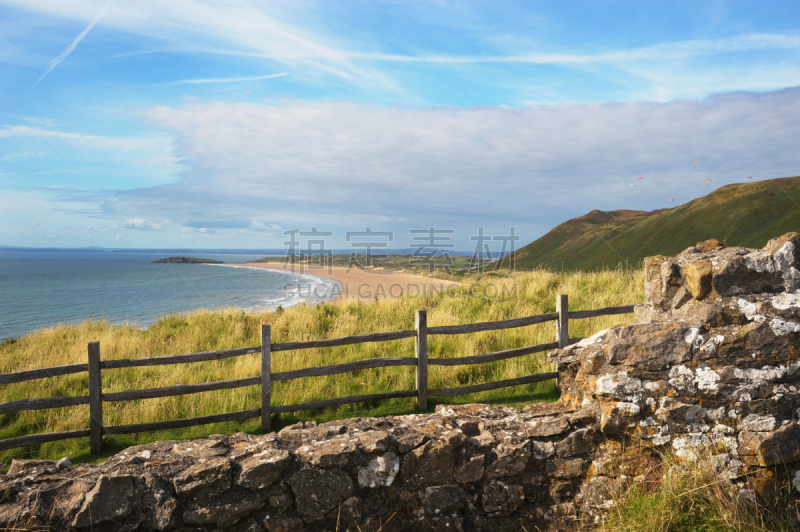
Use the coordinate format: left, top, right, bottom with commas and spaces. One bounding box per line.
0, 296, 636, 453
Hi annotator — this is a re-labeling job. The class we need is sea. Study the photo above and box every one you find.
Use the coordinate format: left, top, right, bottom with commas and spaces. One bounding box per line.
0, 251, 341, 340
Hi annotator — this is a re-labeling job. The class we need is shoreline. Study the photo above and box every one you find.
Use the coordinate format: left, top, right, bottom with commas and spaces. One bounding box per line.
237, 262, 459, 302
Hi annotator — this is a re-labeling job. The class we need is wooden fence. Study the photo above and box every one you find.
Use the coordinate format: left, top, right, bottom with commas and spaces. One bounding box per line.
0, 295, 636, 453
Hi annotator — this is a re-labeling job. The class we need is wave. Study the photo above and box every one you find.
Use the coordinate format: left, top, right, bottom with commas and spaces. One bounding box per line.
212, 264, 342, 310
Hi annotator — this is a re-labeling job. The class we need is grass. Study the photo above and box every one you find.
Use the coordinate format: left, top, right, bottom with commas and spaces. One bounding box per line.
602, 449, 797, 532
0, 267, 643, 468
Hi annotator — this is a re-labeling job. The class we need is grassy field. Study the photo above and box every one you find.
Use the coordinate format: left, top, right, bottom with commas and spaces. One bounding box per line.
0, 268, 643, 467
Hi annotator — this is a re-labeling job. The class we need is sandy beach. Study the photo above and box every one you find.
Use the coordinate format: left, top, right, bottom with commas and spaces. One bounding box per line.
240, 262, 459, 302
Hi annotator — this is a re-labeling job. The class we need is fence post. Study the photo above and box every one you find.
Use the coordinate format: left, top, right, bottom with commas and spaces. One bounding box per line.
88, 341, 103, 454
556, 294, 569, 349
555, 295, 569, 392
415, 309, 428, 411
261, 324, 272, 432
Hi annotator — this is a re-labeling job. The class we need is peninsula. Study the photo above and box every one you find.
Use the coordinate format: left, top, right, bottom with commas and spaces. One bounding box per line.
151, 257, 223, 264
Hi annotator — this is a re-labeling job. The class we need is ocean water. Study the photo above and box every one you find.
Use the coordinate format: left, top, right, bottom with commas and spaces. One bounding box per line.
0, 251, 340, 339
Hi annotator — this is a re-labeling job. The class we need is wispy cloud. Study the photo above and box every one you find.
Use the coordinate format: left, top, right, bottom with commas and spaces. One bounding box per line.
154, 72, 288, 86
349, 33, 800, 65
12, 0, 390, 88
35, 0, 113, 84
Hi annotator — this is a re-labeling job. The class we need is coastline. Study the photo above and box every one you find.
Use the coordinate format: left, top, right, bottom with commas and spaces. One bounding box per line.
237, 262, 459, 302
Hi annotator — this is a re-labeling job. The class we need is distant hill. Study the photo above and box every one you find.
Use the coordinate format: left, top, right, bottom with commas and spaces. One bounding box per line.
152, 257, 223, 264
501, 175, 800, 271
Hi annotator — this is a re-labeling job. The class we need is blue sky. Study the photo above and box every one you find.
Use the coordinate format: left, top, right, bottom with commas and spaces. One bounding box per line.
1, 1, 800, 252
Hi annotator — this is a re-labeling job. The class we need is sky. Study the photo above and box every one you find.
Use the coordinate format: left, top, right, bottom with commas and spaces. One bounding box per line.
1, 1, 799, 253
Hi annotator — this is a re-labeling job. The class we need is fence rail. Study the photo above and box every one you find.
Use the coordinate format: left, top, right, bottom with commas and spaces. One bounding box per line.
0, 296, 636, 453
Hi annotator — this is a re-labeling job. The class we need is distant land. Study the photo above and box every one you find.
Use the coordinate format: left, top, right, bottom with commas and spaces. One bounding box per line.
151, 257, 223, 264
0, 247, 495, 258
252, 253, 485, 274
501, 174, 800, 272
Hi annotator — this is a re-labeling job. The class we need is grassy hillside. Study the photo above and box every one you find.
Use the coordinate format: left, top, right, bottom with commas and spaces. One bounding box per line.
503, 175, 800, 271
0, 268, 642, 466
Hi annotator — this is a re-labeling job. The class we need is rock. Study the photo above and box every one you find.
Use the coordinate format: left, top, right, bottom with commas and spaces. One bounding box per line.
684, 259, 713, 300
546, 458, 587, 479
758, 423, 800, 466
424, 515, 464, 532
295, 435, 356, 467
358, 452, 400, 488
396, 429, 428, 453
173, 457, 232, 500
401, 441, 455, 488
696, 239, 725, 252
442, 429, 467, 448
738, 431, 770, 459
55, 457, 72, 470
484, 440, 530, 479
644, 257, 686, 311
6, 459, 55, 477
580, 476, 623, 509
143, 474, 178, 530
482, 481, 526, 513
555, 428, 596, 457
454, 453, 484, 483
269, 490, 293, 510
526, 415, 570, 438
521, 471, 549, 503
740, 414, 777, 432
358, 430, 390, 452
466, 429, 496, 448
458, 421, 481, 436
72, 475, 135, 528
287, 468, 354, 520
183, 489, 266, 527
266, 516, 306, 531
549, 479, 574, 498
235, 449, 291, 489
530, 440, 556, 460
424, 485, 467, 514
333, 496, 362, 526
764, 232, 800, 255
594, 372, 643, 399
171, 438, 228, 458
607, 325, 692, 371
601, 402, 641, 435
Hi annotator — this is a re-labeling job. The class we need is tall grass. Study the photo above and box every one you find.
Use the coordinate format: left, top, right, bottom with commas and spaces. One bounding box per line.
602, 449, 796, 532
0, 268, 642, 466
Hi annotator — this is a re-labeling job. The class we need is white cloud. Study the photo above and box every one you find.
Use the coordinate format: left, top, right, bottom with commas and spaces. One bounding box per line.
119, 219, 163, 231
65, 86, 798, 247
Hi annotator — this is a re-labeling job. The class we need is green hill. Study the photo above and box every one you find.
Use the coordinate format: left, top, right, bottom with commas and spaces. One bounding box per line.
502, 175, 800, 271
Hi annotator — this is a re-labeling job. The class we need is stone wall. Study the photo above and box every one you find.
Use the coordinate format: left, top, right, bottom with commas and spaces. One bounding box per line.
1, 233, 799, 531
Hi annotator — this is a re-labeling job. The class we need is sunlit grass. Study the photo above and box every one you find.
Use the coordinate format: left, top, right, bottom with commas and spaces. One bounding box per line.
0, 267, 643, 466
